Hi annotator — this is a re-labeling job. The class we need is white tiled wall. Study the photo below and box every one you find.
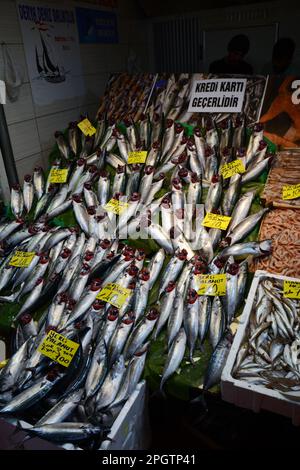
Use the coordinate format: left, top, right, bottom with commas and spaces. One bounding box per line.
0, 0, 150, 201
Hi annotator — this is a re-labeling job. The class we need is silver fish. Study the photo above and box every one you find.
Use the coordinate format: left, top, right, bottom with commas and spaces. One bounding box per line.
28, 422, 103, 442
23, 175, 34, 213
153, 283, 177, 340
85, 339, 107, 399
95, 355, 125, 411
205, 175, 222, 214
11, 184, 24, 219
209, 296, 225, 350
108, 314, 135, 367
33, 166, 45, 200
227, 190, 255, 235
36, 388, 84, 425
184, 297, 199, 363
226, 208, 269, 246
167, 294, 184, 349
124, 309, 159, 359
218, 240, 272, 259
0, 373, 62, 414
160, 328, 186, 392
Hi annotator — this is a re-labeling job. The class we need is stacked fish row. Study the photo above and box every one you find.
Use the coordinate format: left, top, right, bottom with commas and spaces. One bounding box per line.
232, 277, 300, 400
0, 113, 273, 447
97, 73, 267, 128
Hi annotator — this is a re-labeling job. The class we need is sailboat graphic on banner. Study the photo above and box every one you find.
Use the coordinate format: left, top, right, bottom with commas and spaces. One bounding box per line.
34, 23, 66, 83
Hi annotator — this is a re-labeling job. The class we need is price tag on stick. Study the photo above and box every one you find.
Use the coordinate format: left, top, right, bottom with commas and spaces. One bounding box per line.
197, 274, 227, 296
49, 169, 68, 183
282, 183, 300, 200
78, 118, 96, 136
128, 151, 147, 164
104, 198, 129, 215
202, 213, 231, 230
97, 283, 131, 309
283, 280, 300, 299
38, 330, 79, 368
221, 160, 245, 179
9, 251, 35, 268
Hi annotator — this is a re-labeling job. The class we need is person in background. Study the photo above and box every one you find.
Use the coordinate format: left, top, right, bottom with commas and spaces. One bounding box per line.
209, 34, 253, 75
262, 37, 297, 75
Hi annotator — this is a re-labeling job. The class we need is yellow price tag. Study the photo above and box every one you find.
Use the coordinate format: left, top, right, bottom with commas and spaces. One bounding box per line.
0, 359, 8, 369
96, 283, 131, 309
49, 168, 68, 183
77, 118, 96, 136
202, 213, 231, 230
221, 160, 245, 179
197, 274, 226, 296
9, 251, 35, 268
104, 198, 129, 215
38, 330, 79, 368
283, 280, 300, 299
128, 151, 148, 164
282, 183, 300, 200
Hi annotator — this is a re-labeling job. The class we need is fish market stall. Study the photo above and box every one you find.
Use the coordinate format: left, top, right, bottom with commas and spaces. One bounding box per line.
1, 71, 300, 450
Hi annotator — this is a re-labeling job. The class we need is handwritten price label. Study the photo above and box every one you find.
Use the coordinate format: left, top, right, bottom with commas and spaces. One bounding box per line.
202, 213, 231, 230
221, 160, 245, 179
97, 283, 131, 309
197, 274, 226, 296
77, 118, 96, 136
282, 183, 300, 200
9, 251, 35, 268
128, 151, 147, 164
49, 168, 68, 183
104, 198, 129, 215
38, 330, 79, 367
283, 280, 300, 299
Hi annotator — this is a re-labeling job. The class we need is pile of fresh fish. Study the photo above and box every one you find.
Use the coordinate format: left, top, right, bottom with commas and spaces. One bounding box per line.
232, 276, 300, 401
0, 110, 274, 447
100, 73, 267, 130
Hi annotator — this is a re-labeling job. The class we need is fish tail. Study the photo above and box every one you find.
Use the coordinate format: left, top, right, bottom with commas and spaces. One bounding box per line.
189, 351, 195, 365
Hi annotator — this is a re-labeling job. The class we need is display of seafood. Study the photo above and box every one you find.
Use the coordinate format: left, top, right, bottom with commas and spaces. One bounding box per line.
261, 151, 300, 208
96, 73, 267, 137
0, 109, 275, 447
252, 208, 300, 278
232, 275, 300, 401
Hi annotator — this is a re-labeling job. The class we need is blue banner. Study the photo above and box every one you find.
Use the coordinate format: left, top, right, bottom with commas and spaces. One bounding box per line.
75, 7, 118, 44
